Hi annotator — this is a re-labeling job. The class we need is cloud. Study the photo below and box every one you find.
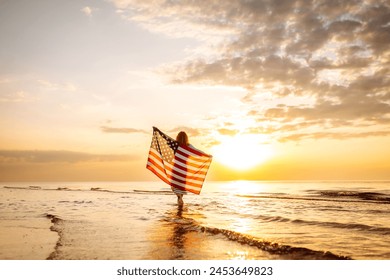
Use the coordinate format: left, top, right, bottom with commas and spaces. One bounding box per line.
37, 79, 77, 92
168, 126, 203, 137
0, 150, 137, 163
202, 139, 221, 148
110, 0, 241, 40
0, 77, 12, 84
110, 0, 390, 142
81, 6, 93, 17
101, 125, 206, 138
0, 78, 78, 104
100, 126, 147, 134
0, 91, 37, 103
218, 128, 239, 136
278, 130, 390, 142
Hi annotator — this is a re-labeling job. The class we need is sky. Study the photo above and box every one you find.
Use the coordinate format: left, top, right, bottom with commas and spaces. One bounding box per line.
1, 0, 390, 182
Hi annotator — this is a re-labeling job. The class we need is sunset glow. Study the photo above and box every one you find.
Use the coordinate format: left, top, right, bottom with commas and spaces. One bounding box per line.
213, 135, 274, 170
1, 1, 390, 181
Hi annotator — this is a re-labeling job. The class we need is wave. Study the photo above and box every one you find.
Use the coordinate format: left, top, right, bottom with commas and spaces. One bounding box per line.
251, 214, 390, 235
316, 190, 390, 202
162, 213, 351, 260
3, 185, 174, 195
291, 219, 390, 235
198, 226, 351, 260
4, 186, 85, 192
238, 192, 390, 204
58, 200, 93, 204
4, 185, 389, 203
45, 213, 63, 260
133, 190, 173, 195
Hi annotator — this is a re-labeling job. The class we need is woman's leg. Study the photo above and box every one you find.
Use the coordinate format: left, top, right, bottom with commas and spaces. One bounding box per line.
177, 194, 184, 206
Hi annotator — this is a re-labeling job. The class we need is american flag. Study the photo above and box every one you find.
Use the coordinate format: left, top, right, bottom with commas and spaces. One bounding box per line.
146, 127, 212, 195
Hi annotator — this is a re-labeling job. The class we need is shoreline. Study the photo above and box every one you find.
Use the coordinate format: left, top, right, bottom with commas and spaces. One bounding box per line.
45, 214, 62, 260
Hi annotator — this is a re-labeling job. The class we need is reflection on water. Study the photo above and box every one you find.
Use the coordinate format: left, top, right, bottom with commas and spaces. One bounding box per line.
218, 180, 269, 195
147, 204, 200, 259
162, 205, 216, 259
230, 217, 252, 234
169, 205, 185, 259
146, 203, 272, 260
146, 202, 265, 260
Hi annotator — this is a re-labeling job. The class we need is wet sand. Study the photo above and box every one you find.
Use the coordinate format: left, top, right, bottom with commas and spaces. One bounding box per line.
0, 218, 57, 259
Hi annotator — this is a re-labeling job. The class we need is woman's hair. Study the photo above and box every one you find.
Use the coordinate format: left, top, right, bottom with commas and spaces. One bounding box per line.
176, 131, 189, 146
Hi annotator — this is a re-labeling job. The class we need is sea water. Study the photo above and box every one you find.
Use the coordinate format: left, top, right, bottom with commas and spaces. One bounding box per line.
0, 181, 389, 260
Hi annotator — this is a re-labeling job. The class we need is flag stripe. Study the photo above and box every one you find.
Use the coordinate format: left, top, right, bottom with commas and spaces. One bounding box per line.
171, 156, 211, 172
147, 157, 166, 179
175, 152, 207, 167
147, 150, 205, 187
149, 151, 208, 181
173, 149, 211, 167
148, 148, 207, 180
165, 159, 209, 176
146, 164, 170, 185
177, 146, 210, 161
147, 162, 202, 192
178, 144, 206, 157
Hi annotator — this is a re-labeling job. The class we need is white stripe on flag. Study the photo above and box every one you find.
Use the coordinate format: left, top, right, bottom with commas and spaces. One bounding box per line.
148, 149, 205, 186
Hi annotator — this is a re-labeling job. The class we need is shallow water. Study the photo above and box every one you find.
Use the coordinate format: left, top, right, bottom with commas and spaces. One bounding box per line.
0, 181, 389, 259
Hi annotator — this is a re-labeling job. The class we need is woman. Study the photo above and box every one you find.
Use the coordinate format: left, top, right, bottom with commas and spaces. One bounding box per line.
174, 131, 189, 206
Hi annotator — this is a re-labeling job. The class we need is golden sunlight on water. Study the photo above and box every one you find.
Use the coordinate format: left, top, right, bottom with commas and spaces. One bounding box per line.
223, 180, 270, 194
230, 216, 252, 234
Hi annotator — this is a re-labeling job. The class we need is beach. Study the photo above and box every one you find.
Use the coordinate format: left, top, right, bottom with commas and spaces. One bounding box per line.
1, 181, 389, 260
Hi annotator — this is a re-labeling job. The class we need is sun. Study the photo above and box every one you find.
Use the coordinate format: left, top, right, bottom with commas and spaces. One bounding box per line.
212, 134, 274, 170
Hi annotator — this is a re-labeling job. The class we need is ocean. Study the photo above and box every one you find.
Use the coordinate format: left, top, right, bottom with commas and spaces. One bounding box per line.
0, 181, 389, 260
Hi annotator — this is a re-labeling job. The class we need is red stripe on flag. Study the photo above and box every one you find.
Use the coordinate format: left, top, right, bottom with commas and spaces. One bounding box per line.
179, 144, 207, 157
147, 152, 204, 189
169, 159, 209, 175
174, 154, 210, 169
176, 148, 209, 160
146, 164, 170, 185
